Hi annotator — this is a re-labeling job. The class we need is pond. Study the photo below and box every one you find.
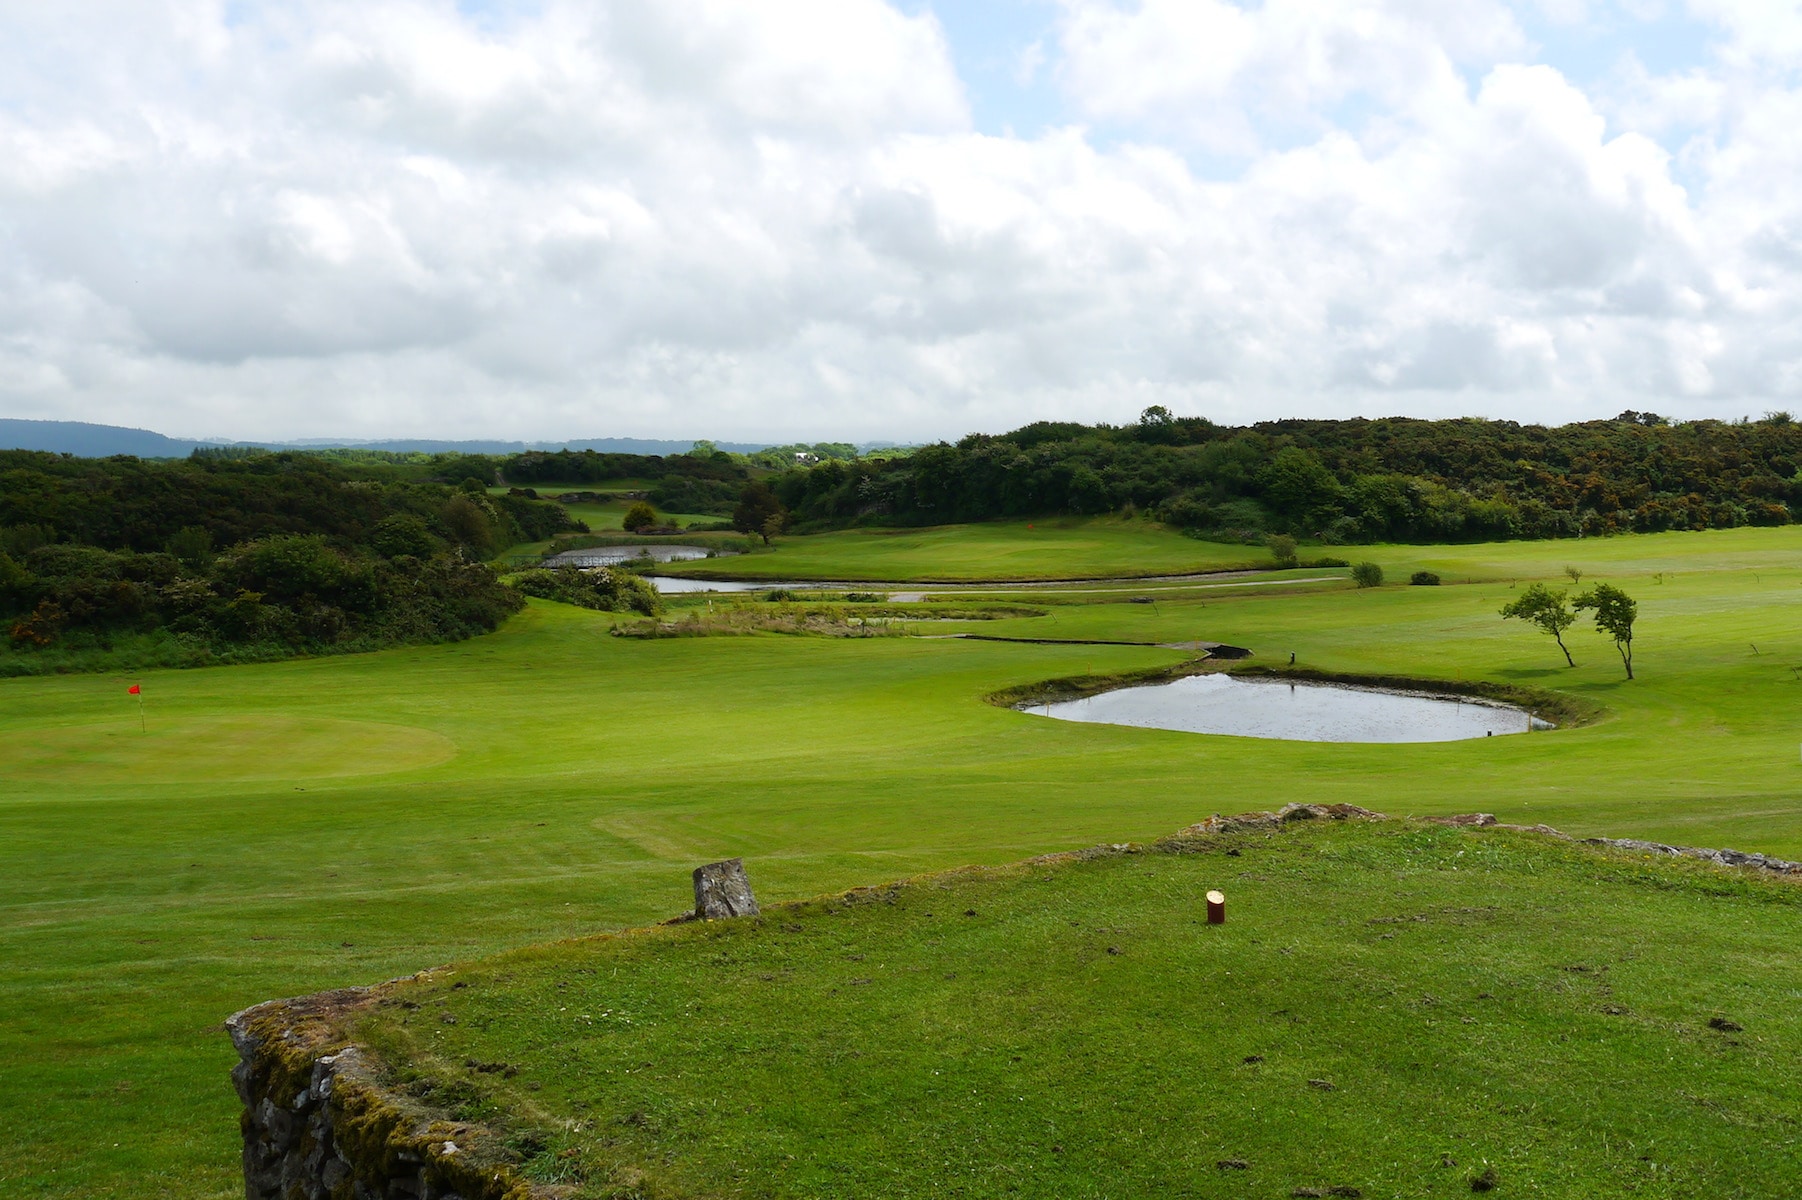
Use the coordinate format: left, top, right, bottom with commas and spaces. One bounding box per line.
1030, 673, 1551, 743
645, 577, 916, 596
546, 546, 719, 568
648, 576, 802, 594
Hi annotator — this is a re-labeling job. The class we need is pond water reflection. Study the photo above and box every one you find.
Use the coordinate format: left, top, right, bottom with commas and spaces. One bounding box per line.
546, 546, 716, 567
1032, 673, 1551, 743
648, 576, 795, 593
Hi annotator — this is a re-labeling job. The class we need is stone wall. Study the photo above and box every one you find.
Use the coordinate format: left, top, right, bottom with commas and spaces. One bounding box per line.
228, 986, 544, 1200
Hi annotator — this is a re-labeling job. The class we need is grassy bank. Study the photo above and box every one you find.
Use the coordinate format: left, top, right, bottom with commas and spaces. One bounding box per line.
658, 517, 1278, 581
659, 519, 1802, 585
355, 816, 1802, 1198
3, 525, 1802, 1195
487, 484, 720, 536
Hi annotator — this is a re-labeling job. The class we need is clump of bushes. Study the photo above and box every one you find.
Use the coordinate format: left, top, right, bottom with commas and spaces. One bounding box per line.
505, 565, 662, 616
763, 589, 886, 603
1266, 534, 1299, 567
3, 535, 523, 674
1410, 570, 1441, 586
622, 501, 659, 533
615, 608, 905, 640
1350, 562, 1385, 588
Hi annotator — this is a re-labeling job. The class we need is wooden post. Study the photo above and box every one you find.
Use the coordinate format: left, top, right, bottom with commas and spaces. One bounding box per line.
1206, 889, 1226, 924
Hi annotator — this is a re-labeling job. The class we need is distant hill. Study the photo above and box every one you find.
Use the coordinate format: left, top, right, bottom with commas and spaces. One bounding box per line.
287, 437, 772, 455
0, 419, 209, 458
0, 420, 770, 459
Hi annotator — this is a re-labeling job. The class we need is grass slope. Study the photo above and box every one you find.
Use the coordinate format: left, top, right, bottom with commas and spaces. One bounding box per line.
363, 817, 1802, 1199
665, 521, 1802, 586
2, 526, 1801, 1196
488, 484, 718, 536
660, 517, 1277, 581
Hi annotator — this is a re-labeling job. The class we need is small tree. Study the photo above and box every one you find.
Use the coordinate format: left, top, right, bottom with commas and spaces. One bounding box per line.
1500, 583, 1576, 667
1575, 583, 1637, 679
1350, 561, 1383, 588
733, 483, 788, 545
622, 501, 658, 533
1266, 534, 1298, 567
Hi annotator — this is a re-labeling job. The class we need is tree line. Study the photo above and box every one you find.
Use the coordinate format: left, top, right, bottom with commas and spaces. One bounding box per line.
759, 409, 1802, 543
0, 450, 584, 670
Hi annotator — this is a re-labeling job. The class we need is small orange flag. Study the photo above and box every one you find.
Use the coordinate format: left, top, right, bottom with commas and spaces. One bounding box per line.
127, 684, 140, 695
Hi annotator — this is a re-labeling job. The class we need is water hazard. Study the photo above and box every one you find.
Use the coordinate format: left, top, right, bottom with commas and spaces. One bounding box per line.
1032, 673, 1551, 743
546, 545, 717, 568
649, 576, 799, 594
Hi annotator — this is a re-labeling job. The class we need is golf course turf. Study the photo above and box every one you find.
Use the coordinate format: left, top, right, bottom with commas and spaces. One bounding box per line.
346, 815, 1802, 1199
654, 517, 1283, 582
3, 523, 1802, 1196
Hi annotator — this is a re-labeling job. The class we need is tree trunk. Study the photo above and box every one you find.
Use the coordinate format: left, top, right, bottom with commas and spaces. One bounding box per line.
1555, 634, 1574, 667
1620, 640, 1633, 679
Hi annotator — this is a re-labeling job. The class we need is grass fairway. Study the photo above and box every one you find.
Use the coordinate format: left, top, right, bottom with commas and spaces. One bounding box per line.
663, 520, 1802, 586
661, 517, 1277, 581
2, 526, 1802, 1196
361, 818, 1802, 1199
487, 484, 717, 533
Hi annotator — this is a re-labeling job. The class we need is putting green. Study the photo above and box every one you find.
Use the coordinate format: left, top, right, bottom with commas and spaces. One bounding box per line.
4, 714, 457, 784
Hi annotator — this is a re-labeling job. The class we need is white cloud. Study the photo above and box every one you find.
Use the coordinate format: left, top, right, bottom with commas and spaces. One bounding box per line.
1054, 0, 1525, 150
0, 0, 1800, 442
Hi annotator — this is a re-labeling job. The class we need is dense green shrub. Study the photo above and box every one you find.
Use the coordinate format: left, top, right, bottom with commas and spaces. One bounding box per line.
1351, 562, 1385, 588
505, 566, 661, 616
370, 514, 441, 560
1411, 571, 1442, 586
0, 449, 579, 556
504, 448, 748, 490
0, 452, 560, 669
647, 475, 743, 515
3, 537, 521, 664
622, 501, 658, 533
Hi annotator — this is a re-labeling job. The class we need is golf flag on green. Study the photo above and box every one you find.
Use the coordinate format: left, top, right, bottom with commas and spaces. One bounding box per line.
127, 684, 140, 695
128, 683, 144, 730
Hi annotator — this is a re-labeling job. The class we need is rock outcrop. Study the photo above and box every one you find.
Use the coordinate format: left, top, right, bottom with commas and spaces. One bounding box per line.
1579, 836, 1802, 876
693, 857, 760, 919
228, 986, 541, 1200
1179, 803, 1387, 836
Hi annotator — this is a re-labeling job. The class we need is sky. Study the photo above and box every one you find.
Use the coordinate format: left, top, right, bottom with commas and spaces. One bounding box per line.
2, 1, 1800, 443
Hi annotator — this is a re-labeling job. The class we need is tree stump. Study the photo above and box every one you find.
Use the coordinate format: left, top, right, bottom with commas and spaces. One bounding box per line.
693, 858, 759, 919
1206, 890, 1226, 924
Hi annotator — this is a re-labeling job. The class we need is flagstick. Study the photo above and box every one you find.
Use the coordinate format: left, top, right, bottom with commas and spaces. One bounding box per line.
137, 689, 145, 733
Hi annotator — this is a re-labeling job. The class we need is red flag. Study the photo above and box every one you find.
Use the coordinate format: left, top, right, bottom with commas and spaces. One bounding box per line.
128, 684, 140, 695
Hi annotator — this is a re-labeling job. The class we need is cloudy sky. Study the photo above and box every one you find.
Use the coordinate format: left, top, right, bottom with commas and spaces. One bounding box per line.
2, 0, 1800, 443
